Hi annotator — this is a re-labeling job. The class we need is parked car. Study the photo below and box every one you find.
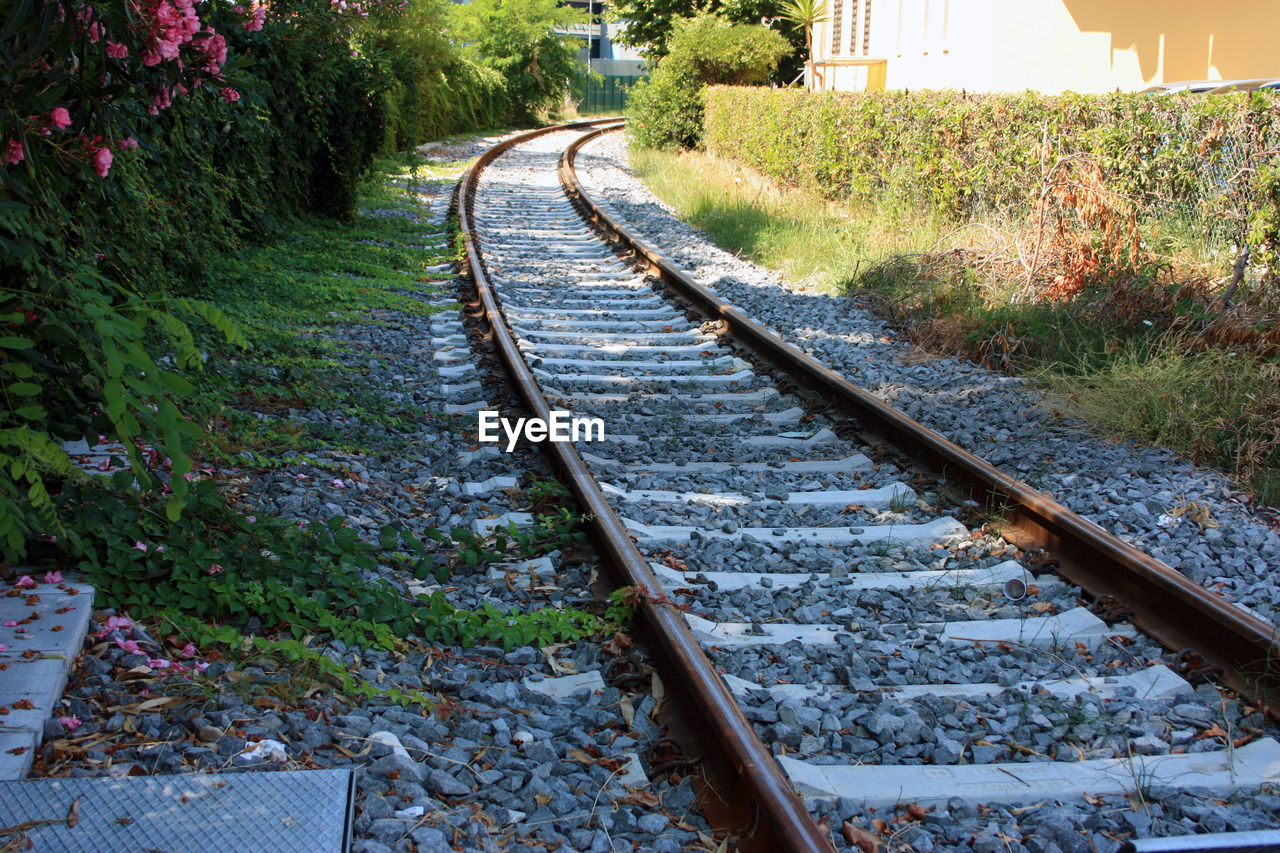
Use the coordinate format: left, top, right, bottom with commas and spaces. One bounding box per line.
1140, 80, 1223, 95
1207, 78, 1280, 94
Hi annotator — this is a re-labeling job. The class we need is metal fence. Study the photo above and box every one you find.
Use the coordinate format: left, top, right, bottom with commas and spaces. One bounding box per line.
577, 75, 645, 114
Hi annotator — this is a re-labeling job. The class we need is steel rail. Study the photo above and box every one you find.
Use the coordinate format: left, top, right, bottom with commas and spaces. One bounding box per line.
560, 123, 1280, 714
457, 122, 838, 853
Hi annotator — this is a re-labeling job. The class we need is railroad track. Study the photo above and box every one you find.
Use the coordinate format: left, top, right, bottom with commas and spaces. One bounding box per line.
456, 121, 1280, 852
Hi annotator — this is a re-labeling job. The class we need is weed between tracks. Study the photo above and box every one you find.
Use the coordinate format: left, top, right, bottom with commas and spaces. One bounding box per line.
630, 147, 1280, 506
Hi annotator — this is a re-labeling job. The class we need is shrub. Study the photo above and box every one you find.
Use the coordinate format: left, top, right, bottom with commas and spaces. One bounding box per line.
628, 14, 791, 151
450, 0, 586, 125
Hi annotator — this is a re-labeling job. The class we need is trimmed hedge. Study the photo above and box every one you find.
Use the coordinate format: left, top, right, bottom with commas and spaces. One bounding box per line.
702, 86, 1280, 267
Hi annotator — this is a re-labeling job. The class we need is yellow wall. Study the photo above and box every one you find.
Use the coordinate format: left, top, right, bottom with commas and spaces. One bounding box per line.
811, 0, 1280, 93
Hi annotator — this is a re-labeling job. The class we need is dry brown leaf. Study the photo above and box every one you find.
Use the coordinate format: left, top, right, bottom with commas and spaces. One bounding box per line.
842, 821, 881, 852
905, 802, 928, 821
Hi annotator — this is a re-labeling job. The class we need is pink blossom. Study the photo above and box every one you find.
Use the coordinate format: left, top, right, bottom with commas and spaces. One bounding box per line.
116, 638, 141, 654
119, 136, 138, 151
195, 661, 211, 672
59, 716, 83, 732
92, 145, 112, 177
146, 657, 171, 669
106, 615, 133, 631
4, 140, 22, 165
88, 20, 103, 42
206, 563, 224, 576
49, 107, 72, 130
180, 642, 196, 658
221, 87, 240, 104
143, 50, 162, 67
2, 621, 17, 628
246, 3, 266, 32
0, 644, 7, 651
15, 575, 35, 589
331, 479, 345, 488
42, 572, 63, 584
106, 41, 129, 59
134, 541, 148, 553
245, 515, 256, 524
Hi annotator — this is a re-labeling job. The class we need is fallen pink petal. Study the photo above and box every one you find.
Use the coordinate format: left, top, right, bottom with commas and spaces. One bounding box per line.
59, 716, 82, 731
15, 576, 35, 589
42, 571, 63, 584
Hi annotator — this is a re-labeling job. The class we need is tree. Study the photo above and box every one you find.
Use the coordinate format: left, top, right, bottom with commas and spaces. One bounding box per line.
609, 0, 805, 81
777, 0, 832, 91
450, 0, 587, 124
628, 14, 790, 150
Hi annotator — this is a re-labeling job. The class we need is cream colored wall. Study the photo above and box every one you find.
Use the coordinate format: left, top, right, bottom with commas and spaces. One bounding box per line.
811, 0, 1280, 93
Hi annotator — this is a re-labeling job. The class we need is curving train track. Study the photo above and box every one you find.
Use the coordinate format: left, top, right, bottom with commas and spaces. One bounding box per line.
455, 121, 1280, 852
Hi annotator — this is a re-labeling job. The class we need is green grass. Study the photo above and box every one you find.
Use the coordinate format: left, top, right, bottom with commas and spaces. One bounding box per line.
630, 144, 1280, 505
629, 147, 950, 291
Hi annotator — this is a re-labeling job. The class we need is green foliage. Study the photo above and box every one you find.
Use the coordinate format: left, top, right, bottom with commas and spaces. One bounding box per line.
702, 87, 1280, 262
364, 0, 509, 148
608, 0, 805, 78
450, 0, 588, 124
628, 14, 791, 150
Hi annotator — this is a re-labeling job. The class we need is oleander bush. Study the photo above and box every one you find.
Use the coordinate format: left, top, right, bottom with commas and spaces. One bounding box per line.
0, 0, 531, 564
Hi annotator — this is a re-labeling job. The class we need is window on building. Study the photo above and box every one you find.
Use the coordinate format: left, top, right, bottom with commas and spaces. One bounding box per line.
831, 0, 844, 55
861, 0, 872, 55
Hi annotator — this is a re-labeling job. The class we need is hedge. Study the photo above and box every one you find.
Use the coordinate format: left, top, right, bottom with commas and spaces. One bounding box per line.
702, 86, 1280, 272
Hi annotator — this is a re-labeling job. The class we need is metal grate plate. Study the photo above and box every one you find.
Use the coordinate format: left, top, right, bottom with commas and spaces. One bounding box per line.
0, 768, 354, 852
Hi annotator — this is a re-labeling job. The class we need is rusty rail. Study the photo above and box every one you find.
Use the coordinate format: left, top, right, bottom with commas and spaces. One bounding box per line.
457, 122, 838, 853
560, 124, 1280, 714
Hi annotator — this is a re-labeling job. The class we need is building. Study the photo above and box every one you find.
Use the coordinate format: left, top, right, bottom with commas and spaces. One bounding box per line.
809, 0, 1279, 93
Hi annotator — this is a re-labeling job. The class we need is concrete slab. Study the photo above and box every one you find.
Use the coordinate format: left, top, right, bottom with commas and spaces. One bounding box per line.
486, 557, 556, 580
534, 368, 757, 387
0, 730, 38, 780
0, 583, 94, 660
0, 657, 72, 732
443, 400, 489, 415
653, 559, 1032, 593
436, 364, 477, 380
551, 388, 780, 408
684, 606, 1132, 650
777, 738, 1280, 808
523, 671, 606, 699
512, 327, 702, 344
460, 476, 519, 496
506, 306, 681, 321
721, 663, 1190, 704
623, 516, 968, 547
938, 606, 1136, 649
582, 452, 873, 475
441, 381, 482, 398
529, 355, 739, 372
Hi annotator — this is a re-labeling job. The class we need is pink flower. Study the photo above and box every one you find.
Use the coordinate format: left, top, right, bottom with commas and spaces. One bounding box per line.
4, 140, 22, 165
15, 575, 35, 589
206, 563, 224, 576
246, 3, 266, 32
2, 621, 17, 628
0, 644, 7, 652
331, 479, 345, 488
92, 145, 113, 177
49, 107, 72, 130
106, 615, 133, 631
59, 716, 82, 732
106, 41, 128, 59
146, 657, 171, 669
42, 572, 63, 584
134, 541, 148, 553
179, 642, 196, 658
195, 661, 210, 672
221, 87, 240, 104
116, 638, 141, 654
119, 136, 138, 151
